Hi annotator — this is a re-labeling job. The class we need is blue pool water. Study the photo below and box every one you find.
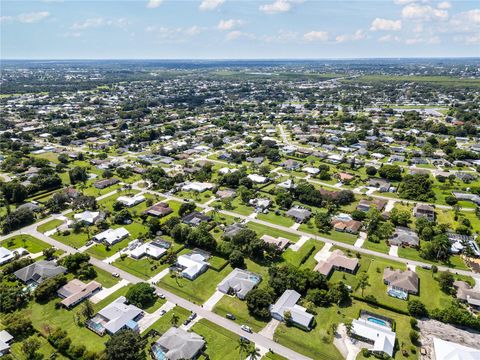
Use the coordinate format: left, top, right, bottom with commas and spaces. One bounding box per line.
152, 345, 166, 360
249, 275, 261, 284
367, 317, 387, 327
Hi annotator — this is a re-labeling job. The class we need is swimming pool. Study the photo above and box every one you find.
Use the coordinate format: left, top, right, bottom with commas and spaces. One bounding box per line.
367, 317, 387, 327
249, 275, 261, 284
152, 345, 166, 360
388, 288, 408, 300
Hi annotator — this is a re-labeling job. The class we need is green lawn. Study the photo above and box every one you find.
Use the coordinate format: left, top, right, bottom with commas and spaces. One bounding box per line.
274, 299, 418, 360
37, 219, 64, 233
192, 319, 249, 360
362, 239, 390, 254
213, 295, 268, 332
143, 306, 191, 335
246, 221, 300, 242
1, 234, 54, 254
92, 265, 120, 288
86, 237, 131, 260
397, 247, 468, 270
298, 223, 358, 245
282, 239, 322, 268
8, 334, 68, 360
51, 229, 90, 249
257, 210, 295, 228
158, 266, 234, 305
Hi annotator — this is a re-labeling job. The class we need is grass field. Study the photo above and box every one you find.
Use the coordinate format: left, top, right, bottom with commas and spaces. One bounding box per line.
1, 234, 54, 254
37, 219, 64, 233
213, 295, 268, 332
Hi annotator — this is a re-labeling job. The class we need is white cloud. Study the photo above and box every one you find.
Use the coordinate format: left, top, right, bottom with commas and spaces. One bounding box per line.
17, 11, 50, 23
449, 9, 480, 33
401, 4, 448, 21
217, 19, 243, 31
225, 30, 243, 41
378, 34, 401, 43
146, 25, 205, 42
335, 29, 366, 43
71, 17, 129, 31
199, 0, 224, 11
146, 0, 163, 9
259, 0, 292, 14
437, 1, 451, 10
405, 36, 440, 45
303, 31, 329, 42
393, 0, 417, 5
370, 18, 402, 31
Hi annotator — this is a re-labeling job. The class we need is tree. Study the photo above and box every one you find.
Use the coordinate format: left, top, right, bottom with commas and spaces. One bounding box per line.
61, 253, 90, 273
229, 250, 245, 268
421, 234, 451, 262
34, 275, 67, 302
398, 174, 435, 202
68, 167, 88, 185
170, 313, 179, 327
0, 285, 29, 313
245, 288, 274, 320
276, 190, 293, 209
328, 282, 350, 305
356, 272, 370, 297
378, 164, 402, 181
105, 329, 146, 360
237, 337, 250, 360
314, 212, 332, 232
438, 271, 455, 294
21, 336, 41, 360
389, 208, 411, 227
4, 312, 34, 337
247, 346, 261, 360
445, 196, 458, 206
1, 182, 28, 204
125, 283, 156, 309
408, 300, 428, 318
178, 201, 196, 217
2, 207, 35, 234
42, 247, 56, 260
365, 166, 377, 176
82, 300, 95, 319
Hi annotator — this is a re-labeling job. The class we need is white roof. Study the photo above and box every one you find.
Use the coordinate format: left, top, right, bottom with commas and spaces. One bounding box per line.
130, 242, 167, 259
74, 211, 100, 224
433, 338, 480, 360
351, 319, 396, 357
177, 253, 209, 279
116, 195, 145, 207
303, 167, 320, 174
247, 174, 267, 183
0, 247, 28, 265
98, 296, 142, 334
181, 182, 214, 192
94, 227, 129, 245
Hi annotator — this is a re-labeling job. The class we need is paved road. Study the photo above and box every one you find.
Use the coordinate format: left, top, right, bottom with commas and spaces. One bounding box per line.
132, 181, 477, 277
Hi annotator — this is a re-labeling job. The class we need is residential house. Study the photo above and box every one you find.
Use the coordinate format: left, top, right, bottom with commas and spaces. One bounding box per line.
130, 241, 168, 260
0, 330, 13, 356
368, 178, 392, 193
350, 317, 396, 357
247, 174, 268, 184
93, 178, 120, 189
93, 227, 130, 246
303, 167, 320, 175
281, 159, 301, 171
223, 223, 246, 239
249, 198, 271, 210
0, 246, 28, 265
181, 182, 214, 193
57, 279, 102, 308
151, 327, 205, 360
216, 189, 236, 199
331, 219, 362, 234
217, 268, 261, 299
260, 234, 290, 251
286, 206, 311, 223
74, 211, 102, 225
116, 195, 146, 207
181, 212, 212, 227
144, 202, 173, 218
383, 268, 419, 297
357, 199, 387, 212
87, 296, 143, 335
413, 203, 435, 221
175, 253, 209, 280
433, 338, 480, 360
14, 260, 67, 285
336, 172, 354, 183
270, 290, 314, 330
388, 227, 419, 248
453, 281, 480, 311
314, 250, 359, 277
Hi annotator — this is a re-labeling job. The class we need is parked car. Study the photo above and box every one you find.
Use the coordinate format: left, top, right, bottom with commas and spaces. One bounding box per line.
226, 313, 236, 320
159, 310, 166, 316
189, 312, 197, 321
241, 325, 252, 333
183, 319, 190, 326
158, 293, 165, 299
112, 273, 120, 278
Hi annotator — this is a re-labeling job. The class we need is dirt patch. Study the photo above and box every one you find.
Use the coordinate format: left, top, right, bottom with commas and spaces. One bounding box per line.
418, 319, 480, 360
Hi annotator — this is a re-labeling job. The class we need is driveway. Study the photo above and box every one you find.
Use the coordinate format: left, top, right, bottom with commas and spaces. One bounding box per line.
258, 319, 280, 339
203, 290, 224, 311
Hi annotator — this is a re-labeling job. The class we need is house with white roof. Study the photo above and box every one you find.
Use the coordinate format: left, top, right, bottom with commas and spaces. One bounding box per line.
87, 296, 143, 336
350, 317, 396, 357
74, 211, 101, 225
116, 195, 146, 207
0, 330, 13, 356
0, 246, 28, 265
181, 182, 215, 192
93, 227, 130, 246
217, 268, 261, 300
247, 174, 268, 183
130, 241, 167, 260
270, 290, 314, 330
176, 253, 209, 280
433, 338, 480, 360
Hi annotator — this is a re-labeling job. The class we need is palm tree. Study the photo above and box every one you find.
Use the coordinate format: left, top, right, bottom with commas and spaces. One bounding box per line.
237, 338, 250, 360
246, 347, 261, 360
170, 313, 179, 327
355, 272, 370, 297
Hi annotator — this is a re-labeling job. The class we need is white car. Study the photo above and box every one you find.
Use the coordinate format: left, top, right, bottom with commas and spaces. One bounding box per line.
112, 273, 120, 278
241, 325, 252, 333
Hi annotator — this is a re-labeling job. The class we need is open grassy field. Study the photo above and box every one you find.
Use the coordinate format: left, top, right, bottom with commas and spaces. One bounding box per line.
213, 295, 268, 332
1, 234, 55, 254
37, 219, 64, 233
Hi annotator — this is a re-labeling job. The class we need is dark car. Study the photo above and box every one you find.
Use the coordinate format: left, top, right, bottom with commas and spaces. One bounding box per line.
226, 313, 236, 320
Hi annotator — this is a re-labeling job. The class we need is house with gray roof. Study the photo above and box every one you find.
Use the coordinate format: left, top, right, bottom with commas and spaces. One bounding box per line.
0, 330, 13, 356
388, 227, 419, 248
286, 206, 311, 223
14, 260, 66, 285
223, 223, 246, 239
383, 268, 419, 295
270, 289, 314, 330
152, 327, 205, 360
217, 268, 261, 300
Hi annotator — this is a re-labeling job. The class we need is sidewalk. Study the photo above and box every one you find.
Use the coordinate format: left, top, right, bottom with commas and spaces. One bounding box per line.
90, 279, 129, 304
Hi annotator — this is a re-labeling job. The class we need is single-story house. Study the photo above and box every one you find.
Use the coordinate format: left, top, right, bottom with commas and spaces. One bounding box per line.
303, 167, 320, 175
74, 211, 102, 225
270, 290, 314, 330
57, 279, 102, 308
331, 219, 362, 234
152, 327, 205, 360
176, 253, 209, 280
247, 174, 268, 184
14, 260, 67, 285
93, 178, 120, 189
216, 189, 236, 199
181, 211, 212, 227
144, 202, 173, 217
181, 182, 214, 193
87, 296, 143, 335
357, 199, 387, 212
453, 281, 480, 311
286, 206, 311, 223
314, 250, 359, 277
433, 338, 480, 360
249, 198, 271, 210
223, 223, 246, 239
388, 227, 419, 248
383, 268, 419, 295
116, 195, 145, 207
0, 330, 13, 356
0, 246, 28, 265
217, 268, 261, 299
260, 234, 290, 251
350, 318, 396, 357
130, 241, 168, 260
93, 227, 130, 246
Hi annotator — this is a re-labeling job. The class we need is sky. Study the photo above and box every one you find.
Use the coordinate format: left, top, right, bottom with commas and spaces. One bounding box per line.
1, 0, 479, 59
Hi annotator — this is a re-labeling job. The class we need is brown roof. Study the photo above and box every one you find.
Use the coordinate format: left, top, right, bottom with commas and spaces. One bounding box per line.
383, 268, 419, 294
58, 279, 102, 308
145, 202, 173, 217
260, 235, 290, 251
314, 250, 359, 276
331, 219, 362, 233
